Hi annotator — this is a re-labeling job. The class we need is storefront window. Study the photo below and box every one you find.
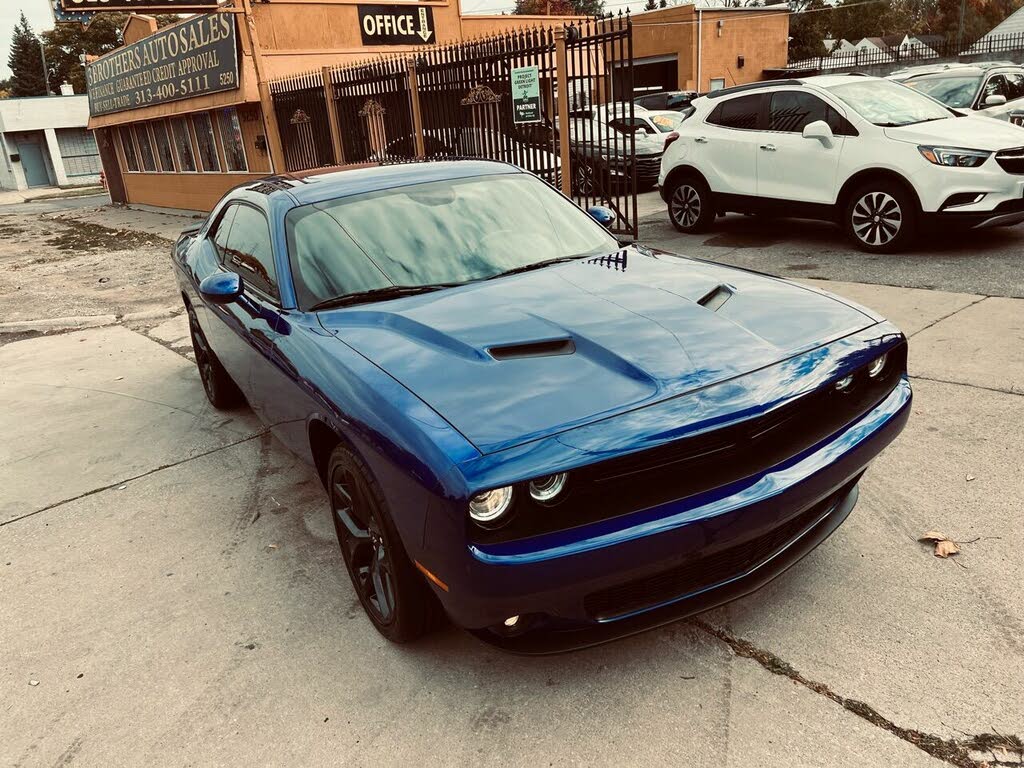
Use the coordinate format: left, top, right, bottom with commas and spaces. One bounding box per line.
152, 120, 176, 172
192, 112, 221, 172
134, 124, 157, 172
170, 116, 197, 173
216, 108, 248, 172
118, 126, 139, 172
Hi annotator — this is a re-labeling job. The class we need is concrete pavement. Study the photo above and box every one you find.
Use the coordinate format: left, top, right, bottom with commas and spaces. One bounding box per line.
1, 275, 1021, 766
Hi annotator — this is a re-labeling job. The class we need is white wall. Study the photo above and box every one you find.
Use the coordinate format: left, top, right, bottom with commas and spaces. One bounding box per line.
0, 96, 94, 191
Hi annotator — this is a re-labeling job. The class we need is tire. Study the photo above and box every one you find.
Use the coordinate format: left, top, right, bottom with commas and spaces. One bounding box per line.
668, 174, 716, 233
187, 305, 243, 410
843, 180, 917, 253
327, 444, 441, 643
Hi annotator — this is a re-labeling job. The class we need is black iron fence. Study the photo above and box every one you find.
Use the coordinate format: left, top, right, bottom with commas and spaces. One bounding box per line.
267, 15, 643, 237
786, 31, 1024, 73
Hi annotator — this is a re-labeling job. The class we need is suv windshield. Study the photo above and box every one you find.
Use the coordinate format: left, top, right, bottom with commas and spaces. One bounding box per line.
827, 79, 952, 126
286, 173, 619, 309
904, 75, 981, 108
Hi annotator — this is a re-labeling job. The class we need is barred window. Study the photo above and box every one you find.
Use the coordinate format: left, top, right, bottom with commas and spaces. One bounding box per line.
56, 128, 101, 177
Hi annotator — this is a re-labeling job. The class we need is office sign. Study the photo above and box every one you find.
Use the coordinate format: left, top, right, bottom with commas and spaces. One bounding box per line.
358, 5, 435, 45
86, 14, 238, 117
59, 0, 220, 12
511, 65, 541, 124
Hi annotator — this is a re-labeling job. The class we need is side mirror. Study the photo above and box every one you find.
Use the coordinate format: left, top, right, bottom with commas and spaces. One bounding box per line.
199, 271, 243, 304
984, 93, 1007, 107
587, 205, 616, 228
802, 119, 835, 148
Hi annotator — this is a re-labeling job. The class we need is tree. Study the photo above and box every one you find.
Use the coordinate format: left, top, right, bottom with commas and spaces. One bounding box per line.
0, 76, 12, 98
788, 0, 831, 61
7, 13, 47, 97
643, 0, 658, 9
41, 13, 181, 95
512, 0, 605, 15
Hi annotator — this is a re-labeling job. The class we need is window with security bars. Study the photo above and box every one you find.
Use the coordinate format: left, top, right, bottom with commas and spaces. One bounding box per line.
56, 128, 101, 177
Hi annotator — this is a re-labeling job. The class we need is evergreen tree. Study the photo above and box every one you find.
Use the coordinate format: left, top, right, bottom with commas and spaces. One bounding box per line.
643, 0, 658, 10
8, 13, 47, 97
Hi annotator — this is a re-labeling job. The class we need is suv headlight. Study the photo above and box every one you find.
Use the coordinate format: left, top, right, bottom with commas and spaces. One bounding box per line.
918, 146, 991, 167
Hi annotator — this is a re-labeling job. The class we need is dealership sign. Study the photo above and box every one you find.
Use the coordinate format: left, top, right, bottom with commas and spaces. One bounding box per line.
86, 14, 238, 117
59, 0, 220, 12
358, 5, 435, 45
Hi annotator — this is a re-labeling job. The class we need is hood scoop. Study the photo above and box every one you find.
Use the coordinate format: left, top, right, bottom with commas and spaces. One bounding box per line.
697, 284, 735, 312
488, 338, 576, 360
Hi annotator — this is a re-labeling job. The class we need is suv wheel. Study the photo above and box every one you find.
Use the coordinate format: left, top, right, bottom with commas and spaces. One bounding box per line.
844, 181, 917, 253
668, 176, 715, 233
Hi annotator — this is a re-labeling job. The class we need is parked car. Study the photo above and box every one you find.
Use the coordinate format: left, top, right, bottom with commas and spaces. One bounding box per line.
896, 62, 1024, 121
561, 104, 665, 192
635, 90, 697, 111
174, 159, 911, 652
659, 74, 1024, 252
604, 108, 689, 149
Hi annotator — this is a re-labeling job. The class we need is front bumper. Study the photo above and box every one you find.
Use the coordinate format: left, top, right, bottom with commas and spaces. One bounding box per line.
922, 198, 1024, 229
432, 377, 911, 653
909, 156, 1024, 223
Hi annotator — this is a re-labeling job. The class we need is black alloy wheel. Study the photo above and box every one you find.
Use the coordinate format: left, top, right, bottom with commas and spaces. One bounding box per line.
327, 445, 439, 642
187, 306, 242, 409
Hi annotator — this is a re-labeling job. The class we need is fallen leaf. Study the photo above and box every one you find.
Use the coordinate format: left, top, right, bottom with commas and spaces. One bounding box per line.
918, 531, 947, 543
934, 540, 961, 558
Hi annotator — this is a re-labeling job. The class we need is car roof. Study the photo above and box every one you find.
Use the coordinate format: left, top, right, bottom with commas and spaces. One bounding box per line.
243, 160, 523, 206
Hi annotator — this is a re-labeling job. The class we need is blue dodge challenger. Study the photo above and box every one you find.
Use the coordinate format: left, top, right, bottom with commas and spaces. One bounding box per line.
173, 160, 910, 653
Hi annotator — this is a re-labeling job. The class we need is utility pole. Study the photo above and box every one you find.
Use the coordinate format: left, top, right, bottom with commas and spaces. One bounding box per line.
39, 39, 50, 95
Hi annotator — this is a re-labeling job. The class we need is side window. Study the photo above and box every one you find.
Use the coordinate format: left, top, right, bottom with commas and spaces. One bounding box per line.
224, 205, 277, 300
984, 74, 1009, 100
768, 91, 829, 132
707, 94, 762, 130
211, 205, 237, 261
1005, 72, 1024, 100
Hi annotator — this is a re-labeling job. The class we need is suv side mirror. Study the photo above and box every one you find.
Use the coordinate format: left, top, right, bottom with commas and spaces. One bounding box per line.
199, 271, 243, 304
984, 93, 1007, 107
802, 120, 835, 148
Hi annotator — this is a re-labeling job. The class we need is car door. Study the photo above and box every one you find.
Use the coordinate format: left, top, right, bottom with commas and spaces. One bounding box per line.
756, 90, 848, 204
209, 202, 285, 417
695, 92, 763, 196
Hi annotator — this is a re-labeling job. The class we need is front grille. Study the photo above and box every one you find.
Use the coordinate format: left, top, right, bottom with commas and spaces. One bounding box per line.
471, 344, 905, 546
583, 489, 843, 620
996, 147, 1024, 173
636, 154, 662, 178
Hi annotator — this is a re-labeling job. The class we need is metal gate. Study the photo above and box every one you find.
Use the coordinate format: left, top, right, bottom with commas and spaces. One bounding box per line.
267, 16, 641, 237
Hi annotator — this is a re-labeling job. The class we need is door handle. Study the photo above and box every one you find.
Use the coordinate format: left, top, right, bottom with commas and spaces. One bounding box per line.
694, 136, 709, 144
759, 144, 777, 152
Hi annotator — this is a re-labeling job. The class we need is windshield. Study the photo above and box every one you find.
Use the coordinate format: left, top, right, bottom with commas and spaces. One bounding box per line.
827, 79, 952, 126
904, 75, 981, 108
286, 173, 619, 309
651, 113, 684, 133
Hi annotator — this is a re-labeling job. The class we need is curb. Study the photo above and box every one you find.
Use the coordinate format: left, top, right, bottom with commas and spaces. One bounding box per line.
0, 307, 180, 335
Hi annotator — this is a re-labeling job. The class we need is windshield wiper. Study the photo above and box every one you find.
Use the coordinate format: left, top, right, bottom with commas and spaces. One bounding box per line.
485, 255, 586, 280
310, 283, 461, 311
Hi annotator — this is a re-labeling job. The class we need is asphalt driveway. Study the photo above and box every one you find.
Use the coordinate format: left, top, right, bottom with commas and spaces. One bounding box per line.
1, 200, 1022, 767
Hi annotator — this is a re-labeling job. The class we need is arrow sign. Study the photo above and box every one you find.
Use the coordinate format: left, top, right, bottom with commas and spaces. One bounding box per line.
358, 5, 437, 46
417, 7, 433, 43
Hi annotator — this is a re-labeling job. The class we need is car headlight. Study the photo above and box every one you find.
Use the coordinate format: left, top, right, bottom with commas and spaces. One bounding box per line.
867, 353, 887, 378
468, 486, 513, 524
918, 146, 990, 167
529, 473, 568, 503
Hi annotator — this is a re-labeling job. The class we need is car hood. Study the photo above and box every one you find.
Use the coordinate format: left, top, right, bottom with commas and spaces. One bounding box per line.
884, 115, 1024, 149
317, 249, 877, 455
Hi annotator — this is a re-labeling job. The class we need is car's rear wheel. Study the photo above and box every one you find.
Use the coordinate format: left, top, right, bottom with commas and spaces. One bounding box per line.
328, 444, 440, 643
187, 305, 242, 409
668, 175, 715, 233
844, 181, 917, 253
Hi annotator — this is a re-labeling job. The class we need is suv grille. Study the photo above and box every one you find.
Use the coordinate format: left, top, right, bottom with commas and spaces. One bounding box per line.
636, 154, 662, 179
996, 147, 1024, 173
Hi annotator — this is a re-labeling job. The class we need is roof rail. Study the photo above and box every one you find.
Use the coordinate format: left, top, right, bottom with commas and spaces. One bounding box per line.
704, 79, 801, 99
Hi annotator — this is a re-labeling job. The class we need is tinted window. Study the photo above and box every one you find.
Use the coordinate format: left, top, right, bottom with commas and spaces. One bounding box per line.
768, 91, 855, 135
984, 74, 1009, 102
170, 117, 197, 172
216, 108, 248, 172
224, 205, 276, 298
134, 125, 157, 172
118, 126, 139, 172
192, 113, 221, 172
708, 94, 761, 129
211, 205, 236, 261
152, 120, 175, 172
637, 94, 667, 109
1005, 72, 1024, 100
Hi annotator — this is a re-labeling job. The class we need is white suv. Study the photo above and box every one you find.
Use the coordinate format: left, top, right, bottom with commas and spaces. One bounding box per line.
658, 74, 1024, 252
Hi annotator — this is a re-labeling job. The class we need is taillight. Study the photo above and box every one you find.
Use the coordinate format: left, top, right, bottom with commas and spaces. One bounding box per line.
664, 131, 680, 150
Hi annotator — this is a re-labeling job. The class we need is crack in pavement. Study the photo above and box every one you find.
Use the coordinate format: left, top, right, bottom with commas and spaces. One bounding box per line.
693, 619, 1023, 768
908, 295, 990, 339
909, 374, 1023, 398
0, 428, 270, 529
